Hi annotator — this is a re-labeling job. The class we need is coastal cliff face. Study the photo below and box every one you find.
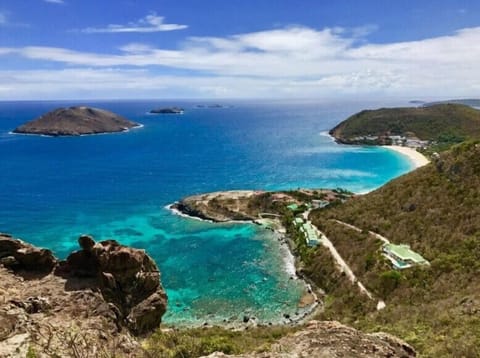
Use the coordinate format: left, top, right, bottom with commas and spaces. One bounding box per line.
0, 233, 167, 357
12, 106, 140, 136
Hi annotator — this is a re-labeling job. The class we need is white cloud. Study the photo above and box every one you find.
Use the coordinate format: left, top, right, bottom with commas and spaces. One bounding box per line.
1, 25, 479, 99
44, 0, 65, 4
82, 13, 187, 33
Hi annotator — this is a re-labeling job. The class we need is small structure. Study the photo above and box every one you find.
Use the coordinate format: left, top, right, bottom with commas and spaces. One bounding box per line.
300, 223, 320, 247
287, 203, 299, 211
311, 200, 330, 209
382, 243, 429, 269
294, 217, 304, 226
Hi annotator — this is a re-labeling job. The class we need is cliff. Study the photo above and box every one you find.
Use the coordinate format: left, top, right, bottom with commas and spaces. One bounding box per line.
13, 106, 140, 136
0, 234, 167, 357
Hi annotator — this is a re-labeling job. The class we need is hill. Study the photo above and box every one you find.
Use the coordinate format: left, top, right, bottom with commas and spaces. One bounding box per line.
329, 104, 480, 148
307, 141, 480, 357
13, 106, 139, 136
424, 98, 480, 108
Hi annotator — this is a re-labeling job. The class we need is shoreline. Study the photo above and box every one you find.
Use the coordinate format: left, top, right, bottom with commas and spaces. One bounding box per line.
382, 145, 430, 169
165, 203, 322, 328
8, 123, 144, 138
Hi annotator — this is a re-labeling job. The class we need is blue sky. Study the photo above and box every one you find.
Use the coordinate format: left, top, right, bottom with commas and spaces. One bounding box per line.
0, 0, 479, 99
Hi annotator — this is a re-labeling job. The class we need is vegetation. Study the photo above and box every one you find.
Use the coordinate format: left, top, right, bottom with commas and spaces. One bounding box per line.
423, 98, 480, 107
330, 104, 480, 149
306, 141, 480, 357
143, 325, 295, 358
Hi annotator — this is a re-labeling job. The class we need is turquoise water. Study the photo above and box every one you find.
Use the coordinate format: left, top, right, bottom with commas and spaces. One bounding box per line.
0, 99, 412, 325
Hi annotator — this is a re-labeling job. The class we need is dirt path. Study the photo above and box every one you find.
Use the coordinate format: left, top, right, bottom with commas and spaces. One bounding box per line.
303, 212, 373, 299
332, 219, 390, 244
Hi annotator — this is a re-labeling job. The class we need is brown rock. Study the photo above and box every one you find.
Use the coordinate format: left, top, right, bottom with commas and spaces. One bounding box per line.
202, 321, 416, 358
0, 235, 56, 272
78, 234, 95, 251
127, 290, 168, 335
64, 236, 167, 334
65, 250, 98, 277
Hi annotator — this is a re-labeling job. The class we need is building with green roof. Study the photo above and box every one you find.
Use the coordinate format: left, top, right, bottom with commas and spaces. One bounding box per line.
287, 203, 299, 211
382, 243, 429, 269
294, 217, 304, 226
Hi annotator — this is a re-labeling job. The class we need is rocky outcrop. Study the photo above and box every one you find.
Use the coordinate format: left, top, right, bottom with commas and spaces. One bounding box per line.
172, 191, 261, 222
204, 320, 416, 357
62, 236, 167, 335
0, 234, 167, 357
12, 106, 140, 136
0, 234, 56, 272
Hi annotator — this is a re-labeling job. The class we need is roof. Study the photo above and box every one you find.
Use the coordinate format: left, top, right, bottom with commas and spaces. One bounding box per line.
384, 243, 428, 264
294, 217, 304, 224
287, 204, 299, 210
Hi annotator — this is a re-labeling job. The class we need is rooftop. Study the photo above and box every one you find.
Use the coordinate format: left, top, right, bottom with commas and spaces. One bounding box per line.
383, 243, 428, 264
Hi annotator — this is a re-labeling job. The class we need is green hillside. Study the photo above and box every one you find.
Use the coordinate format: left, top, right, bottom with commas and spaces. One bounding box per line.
329, 104, 480, 148
424, 98, 480, 107
306, 141, 480, 357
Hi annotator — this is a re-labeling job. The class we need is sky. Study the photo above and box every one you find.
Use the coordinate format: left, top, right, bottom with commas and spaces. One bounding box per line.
0, 0, 479, 100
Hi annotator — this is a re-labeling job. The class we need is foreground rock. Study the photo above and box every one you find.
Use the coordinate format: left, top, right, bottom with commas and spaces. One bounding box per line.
13, 106, 140, 136
204, 320, 416, 357
0, 233, 167, 357
0, 234, 56, 272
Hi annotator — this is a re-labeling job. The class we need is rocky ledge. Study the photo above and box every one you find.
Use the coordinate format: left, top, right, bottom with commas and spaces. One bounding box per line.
206, 320, 415, 357
12, 106, 140, 136
0, 233, 167, 357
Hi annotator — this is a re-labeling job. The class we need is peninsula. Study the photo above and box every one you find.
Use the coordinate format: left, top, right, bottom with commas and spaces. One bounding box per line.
329, 103, 480, 150
12, 106, 140, 136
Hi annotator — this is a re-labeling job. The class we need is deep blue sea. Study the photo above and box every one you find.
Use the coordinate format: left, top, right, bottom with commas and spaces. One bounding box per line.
0, 99, 412, 325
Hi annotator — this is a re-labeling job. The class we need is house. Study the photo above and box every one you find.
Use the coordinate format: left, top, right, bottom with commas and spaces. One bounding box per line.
311, 200, 330, 209
382, 243, 429, 269
301, 223, 320, 247
294, 217, 304, 226
287, 203, 299, 211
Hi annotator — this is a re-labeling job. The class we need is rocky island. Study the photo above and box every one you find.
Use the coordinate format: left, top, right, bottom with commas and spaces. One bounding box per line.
12, 106, 140, 136
149, 107, 184, 114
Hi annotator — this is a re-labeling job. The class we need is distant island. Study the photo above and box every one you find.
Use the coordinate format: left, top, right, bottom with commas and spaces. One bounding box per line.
149, 107, 184, 114
329, 103, 480, 150
423, 98, 480, 107
195, 104, 231, 108
408, 100, 426, 105
12, 106, 140, 136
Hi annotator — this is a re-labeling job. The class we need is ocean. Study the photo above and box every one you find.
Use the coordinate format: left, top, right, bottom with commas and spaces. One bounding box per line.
0, 99, 412, 325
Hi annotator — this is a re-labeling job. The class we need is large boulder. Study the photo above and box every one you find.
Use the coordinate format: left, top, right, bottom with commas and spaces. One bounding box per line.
0, 234, 56, 272
65, 236, 168, 335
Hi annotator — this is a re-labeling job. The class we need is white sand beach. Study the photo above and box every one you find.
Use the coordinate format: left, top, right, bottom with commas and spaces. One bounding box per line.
383, 145, 430, 169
